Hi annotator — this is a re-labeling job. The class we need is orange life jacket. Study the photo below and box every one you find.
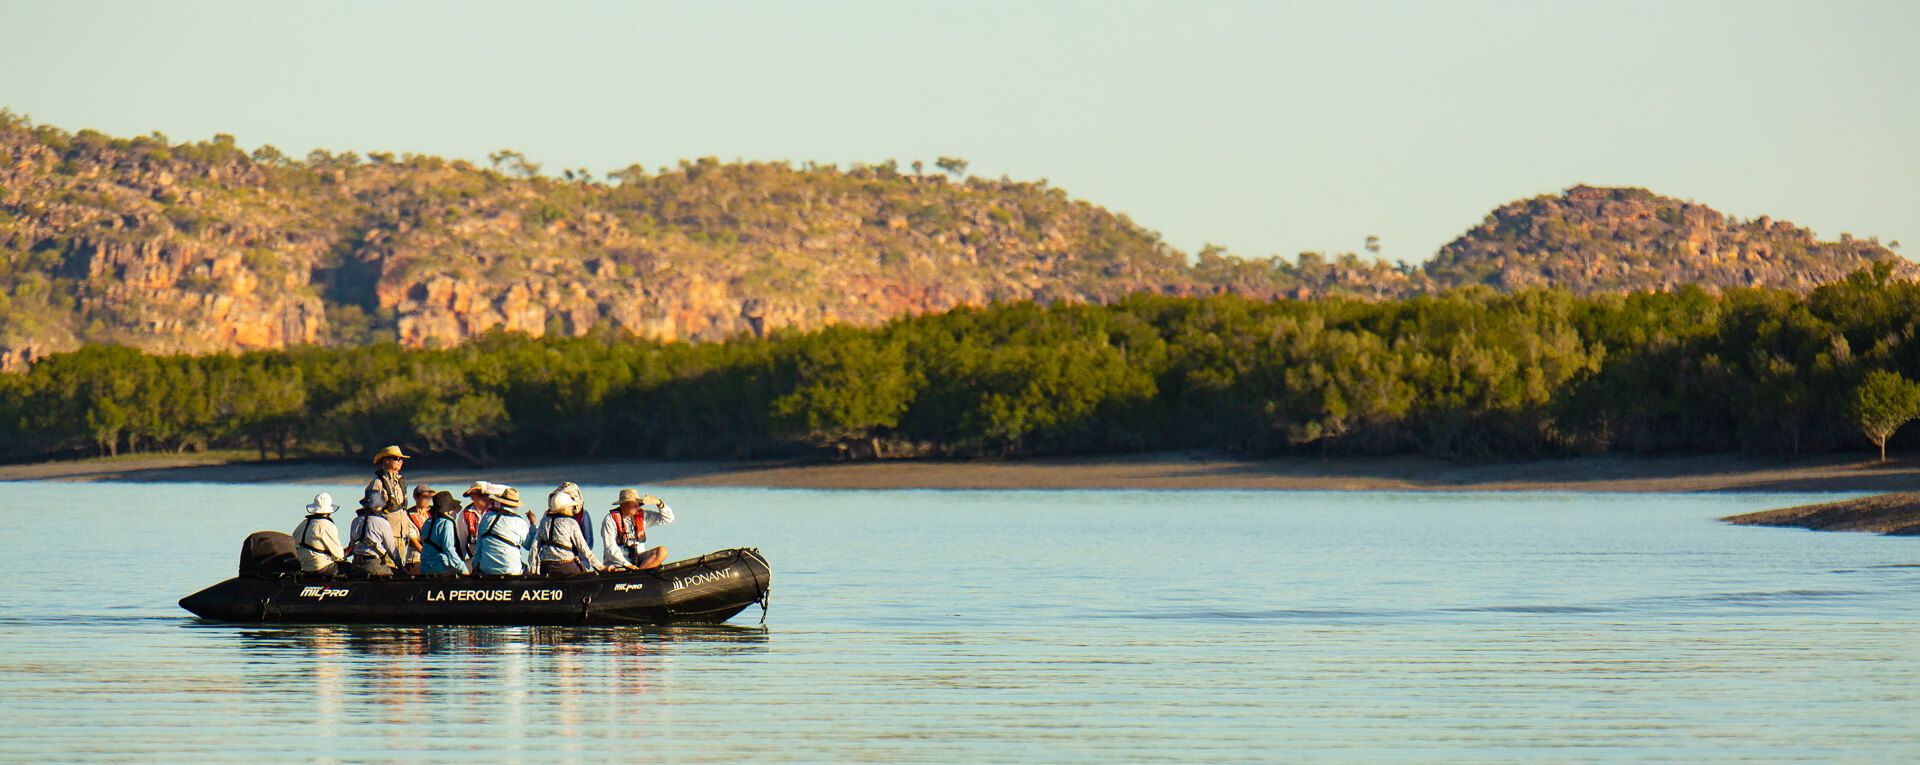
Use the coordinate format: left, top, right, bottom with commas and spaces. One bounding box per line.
615, 510, 647, 547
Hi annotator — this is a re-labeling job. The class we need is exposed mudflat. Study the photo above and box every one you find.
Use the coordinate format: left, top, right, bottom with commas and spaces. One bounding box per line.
2, 451, 1917, 494
1722, 492, 1920, 535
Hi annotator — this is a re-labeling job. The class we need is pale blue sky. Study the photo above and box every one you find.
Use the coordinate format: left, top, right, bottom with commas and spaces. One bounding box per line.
2, 0, 1914, 263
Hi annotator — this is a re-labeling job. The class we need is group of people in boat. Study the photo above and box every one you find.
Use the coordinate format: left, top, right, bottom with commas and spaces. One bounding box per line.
289, 445, 676, 578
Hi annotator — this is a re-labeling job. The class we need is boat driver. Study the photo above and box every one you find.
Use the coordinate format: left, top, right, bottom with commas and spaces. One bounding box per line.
601, 488, 674, 570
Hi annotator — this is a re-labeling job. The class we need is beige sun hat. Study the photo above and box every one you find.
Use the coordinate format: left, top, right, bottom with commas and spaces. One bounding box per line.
462, 481, 492, 498
495, 486, 523, 508
611, 488, 642, 507
372, 445, 411, 464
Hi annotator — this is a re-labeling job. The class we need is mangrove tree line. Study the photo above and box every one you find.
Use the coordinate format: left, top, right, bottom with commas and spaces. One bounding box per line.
2, 266, 1918, 465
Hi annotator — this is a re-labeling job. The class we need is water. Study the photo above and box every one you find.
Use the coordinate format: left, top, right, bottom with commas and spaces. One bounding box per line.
3, 483, 1918, 763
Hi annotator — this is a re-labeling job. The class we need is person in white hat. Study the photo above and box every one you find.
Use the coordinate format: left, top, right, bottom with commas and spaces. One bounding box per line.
291, 493, 348, 576
533, 484, 599, 576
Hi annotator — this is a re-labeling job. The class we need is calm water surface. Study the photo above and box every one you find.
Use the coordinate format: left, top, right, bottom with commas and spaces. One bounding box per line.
2, 483, 1917, 762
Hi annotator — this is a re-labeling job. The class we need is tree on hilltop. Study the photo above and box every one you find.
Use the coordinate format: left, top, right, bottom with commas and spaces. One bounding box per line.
935, 156, 969, 178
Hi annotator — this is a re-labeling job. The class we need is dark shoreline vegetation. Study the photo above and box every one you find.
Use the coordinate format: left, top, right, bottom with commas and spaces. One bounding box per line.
2, 265, 1919, 467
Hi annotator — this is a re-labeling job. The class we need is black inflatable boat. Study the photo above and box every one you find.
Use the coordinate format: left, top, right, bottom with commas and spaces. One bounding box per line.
180, 533, 770, 626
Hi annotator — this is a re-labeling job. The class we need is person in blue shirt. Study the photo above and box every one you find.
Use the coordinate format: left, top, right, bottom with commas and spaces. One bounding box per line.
418, 491, 468, 576
470, 485, 536, 575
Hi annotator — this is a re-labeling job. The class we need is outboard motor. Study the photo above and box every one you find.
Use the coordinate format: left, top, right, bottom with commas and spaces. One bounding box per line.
238, 531, 299, 578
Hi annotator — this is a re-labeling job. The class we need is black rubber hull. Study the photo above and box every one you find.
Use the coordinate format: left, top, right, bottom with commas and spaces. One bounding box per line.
179, 548, 770, 626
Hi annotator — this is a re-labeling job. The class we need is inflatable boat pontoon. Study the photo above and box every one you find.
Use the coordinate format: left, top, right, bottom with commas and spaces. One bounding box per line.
180, 538, 770, 626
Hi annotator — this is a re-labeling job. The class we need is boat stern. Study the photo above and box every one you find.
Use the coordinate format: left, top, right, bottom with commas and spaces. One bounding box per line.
179, 577, 275, 622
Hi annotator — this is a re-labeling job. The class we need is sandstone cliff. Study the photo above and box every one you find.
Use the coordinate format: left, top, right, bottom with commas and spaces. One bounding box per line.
0, 114, 1908, 370
1427, 185, 1909, 294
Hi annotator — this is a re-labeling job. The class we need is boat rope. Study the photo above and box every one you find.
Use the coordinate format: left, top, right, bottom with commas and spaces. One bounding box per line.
745, 548, 771, 625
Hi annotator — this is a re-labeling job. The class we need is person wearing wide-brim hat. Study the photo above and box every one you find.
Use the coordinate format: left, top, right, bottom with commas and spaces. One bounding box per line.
418, 491, 469, 577
471, 484, 537, 576
364, 445, 412, 516
533, 484, 599, 576
453, 481, 494, 561
347, 486, 406, 577
403, 485, 435, 569
600, 488, 675, 571
291, 492, 348, 576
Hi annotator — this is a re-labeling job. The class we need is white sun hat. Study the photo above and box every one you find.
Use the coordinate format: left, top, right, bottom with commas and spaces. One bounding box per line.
306, 493, 338, 515
548, 485, 581, 515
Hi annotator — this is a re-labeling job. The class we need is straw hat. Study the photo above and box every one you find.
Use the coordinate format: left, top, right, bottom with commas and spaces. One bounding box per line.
372, 445, 411, 464
611, 488, 642, 507
496, 486, 523, 508
306, 492, 337, 515
462, 481, 493, 498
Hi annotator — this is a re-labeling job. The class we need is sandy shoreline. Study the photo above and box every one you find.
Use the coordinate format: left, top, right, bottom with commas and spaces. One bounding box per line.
2, 451, 1916, 493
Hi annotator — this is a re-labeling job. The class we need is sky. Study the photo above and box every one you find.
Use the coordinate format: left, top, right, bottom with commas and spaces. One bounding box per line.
2, 0, 1914, 264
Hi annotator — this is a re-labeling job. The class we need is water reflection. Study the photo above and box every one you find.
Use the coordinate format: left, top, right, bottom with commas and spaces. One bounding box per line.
224, 623, 770, 656
189, 624, 769, 721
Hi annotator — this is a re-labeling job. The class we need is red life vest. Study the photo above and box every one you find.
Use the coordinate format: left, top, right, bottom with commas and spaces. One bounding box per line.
615, 510, 647, 547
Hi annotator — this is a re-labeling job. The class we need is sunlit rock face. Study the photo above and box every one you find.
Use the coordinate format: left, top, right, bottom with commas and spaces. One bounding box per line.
1, 116, 1906, 371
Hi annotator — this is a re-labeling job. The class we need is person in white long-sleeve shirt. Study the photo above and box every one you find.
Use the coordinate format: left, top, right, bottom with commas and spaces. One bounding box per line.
600, 488, 674, 570
291, 493, 348, 576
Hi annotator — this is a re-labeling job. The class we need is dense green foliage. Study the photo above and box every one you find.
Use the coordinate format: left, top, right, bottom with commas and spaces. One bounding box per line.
1848, 369, 1920, 461
2, 266, 1917, 465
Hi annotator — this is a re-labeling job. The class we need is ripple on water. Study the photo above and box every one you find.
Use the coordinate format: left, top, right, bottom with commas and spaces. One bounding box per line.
1, 486, 1917, 763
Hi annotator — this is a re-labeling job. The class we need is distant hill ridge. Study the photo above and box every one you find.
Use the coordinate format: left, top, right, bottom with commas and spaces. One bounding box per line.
0, 113, 1908, 368
1427, 185, 1903, 293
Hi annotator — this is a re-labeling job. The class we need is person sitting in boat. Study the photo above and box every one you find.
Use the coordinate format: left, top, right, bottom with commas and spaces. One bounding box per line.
601, 488, 674, 571
534, 485, 600, 576
407, 485, 434, 569
418, 491, 468, 577
364, 445, 412, 514
471, 484, 537, 576
453, 483, 485, 563
291, 492, 348, 576
347, 487, 406, 577
566, 483, 594, 555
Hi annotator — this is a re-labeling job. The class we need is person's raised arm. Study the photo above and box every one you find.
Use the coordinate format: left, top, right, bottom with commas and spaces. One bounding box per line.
642, 496, 674, 527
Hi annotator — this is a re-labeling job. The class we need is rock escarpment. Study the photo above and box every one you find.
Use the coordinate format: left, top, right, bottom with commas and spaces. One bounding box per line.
1428, 185, 1909, 294
0, 114, 1910, 369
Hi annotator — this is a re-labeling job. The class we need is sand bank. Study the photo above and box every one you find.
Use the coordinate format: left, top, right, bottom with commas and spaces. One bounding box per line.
3, 452, 1917, 493
1722, 492, 1920, 535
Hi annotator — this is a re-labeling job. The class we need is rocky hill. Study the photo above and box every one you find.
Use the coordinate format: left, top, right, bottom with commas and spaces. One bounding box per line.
0, 114, 1908, 369
1427, 185, 1907, 293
